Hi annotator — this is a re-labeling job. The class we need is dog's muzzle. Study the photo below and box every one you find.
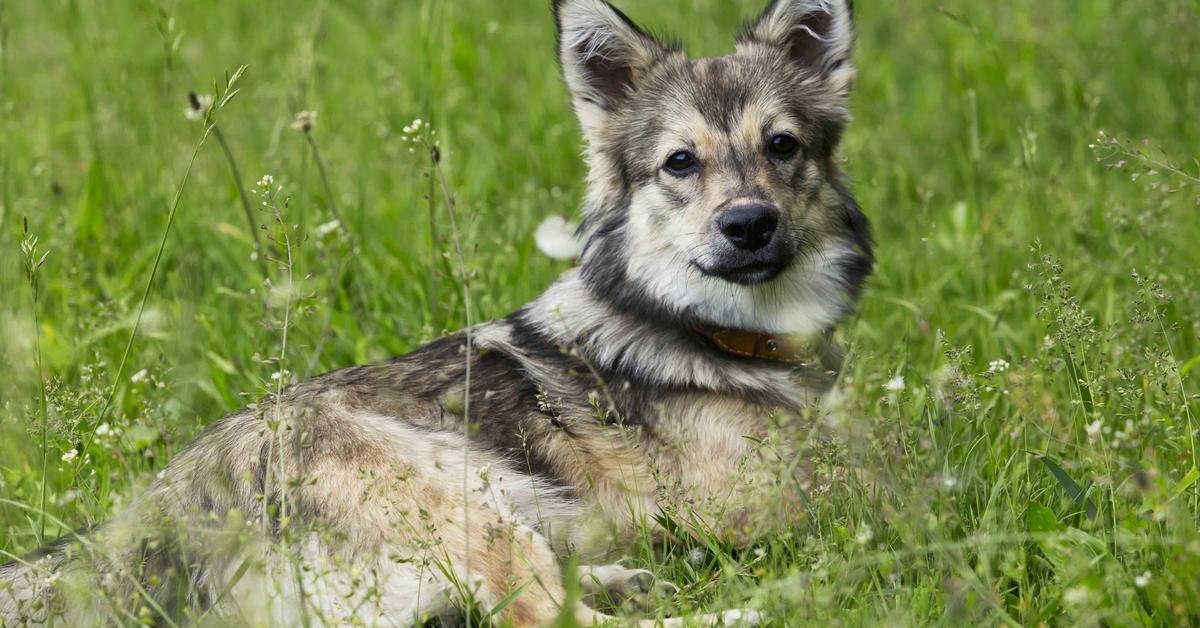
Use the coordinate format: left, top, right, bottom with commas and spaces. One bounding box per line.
700, 204, 792, 285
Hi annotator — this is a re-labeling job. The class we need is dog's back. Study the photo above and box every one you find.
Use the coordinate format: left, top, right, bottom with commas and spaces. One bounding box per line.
2, 0, 870, 625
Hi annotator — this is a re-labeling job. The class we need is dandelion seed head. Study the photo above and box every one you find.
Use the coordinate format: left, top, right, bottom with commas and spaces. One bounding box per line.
315, 219, 341, 239
883, 376, 906, 393
534, 215, 582, 260
291, 110, 317, 133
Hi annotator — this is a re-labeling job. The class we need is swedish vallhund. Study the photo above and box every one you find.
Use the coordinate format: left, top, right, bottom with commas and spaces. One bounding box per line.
1, 0, 872, 625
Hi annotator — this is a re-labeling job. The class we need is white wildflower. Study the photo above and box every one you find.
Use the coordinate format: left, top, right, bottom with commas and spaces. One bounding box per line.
315, 219, 341, 239
185, 93, 214, 122
95, 423, 111, 437
1063, 586, 1092, 606
402, 118, 426, 135
130, 368, 149, 384
987, 359, 1010, 374
61, 448, 78, 463
1134, 571, 1151, 588
1085, 419, 1103, 437
882, 376, 906, 393
942, 476, 957, 489
257, 174, 275, 190
534, 215, 582, 260
855, 524, 873, 545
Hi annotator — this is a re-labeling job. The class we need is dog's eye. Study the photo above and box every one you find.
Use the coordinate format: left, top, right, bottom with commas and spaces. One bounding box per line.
663, 151, 698, 176
768, 134, 801, 159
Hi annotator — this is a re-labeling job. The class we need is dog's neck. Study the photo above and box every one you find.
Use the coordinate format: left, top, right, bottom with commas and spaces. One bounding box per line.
692, 324, 842, 370
498, 270, 841, 408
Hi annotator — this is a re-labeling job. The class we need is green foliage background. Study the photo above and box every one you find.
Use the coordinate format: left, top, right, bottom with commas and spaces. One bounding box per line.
1, 0, 1199, 624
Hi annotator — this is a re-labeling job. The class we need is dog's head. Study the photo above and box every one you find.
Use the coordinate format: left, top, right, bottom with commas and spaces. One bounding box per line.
555, 0, 873, 337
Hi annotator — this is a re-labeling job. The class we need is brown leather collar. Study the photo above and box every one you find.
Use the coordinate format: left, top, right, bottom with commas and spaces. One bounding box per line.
694, 324, 843, 371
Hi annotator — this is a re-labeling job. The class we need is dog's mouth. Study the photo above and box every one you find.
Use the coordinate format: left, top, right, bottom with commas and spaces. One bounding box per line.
692, 259, 788, 286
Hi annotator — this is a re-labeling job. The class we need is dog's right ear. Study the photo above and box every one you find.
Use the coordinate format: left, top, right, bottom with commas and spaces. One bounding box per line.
554, 0, 671, 134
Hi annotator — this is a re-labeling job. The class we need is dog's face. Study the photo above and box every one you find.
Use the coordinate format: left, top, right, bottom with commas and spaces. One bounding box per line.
556, 0, 873, 336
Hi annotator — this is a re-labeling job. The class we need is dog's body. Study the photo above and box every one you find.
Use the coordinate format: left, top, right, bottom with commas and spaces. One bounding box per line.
1, 1, 871, 625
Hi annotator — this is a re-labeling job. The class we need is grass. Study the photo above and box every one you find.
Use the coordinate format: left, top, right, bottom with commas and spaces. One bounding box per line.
1, 0, 1199, 624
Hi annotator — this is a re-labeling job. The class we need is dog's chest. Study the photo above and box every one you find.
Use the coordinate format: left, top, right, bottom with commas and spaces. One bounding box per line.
542, 390, 802, 544
643, 392, 789, 491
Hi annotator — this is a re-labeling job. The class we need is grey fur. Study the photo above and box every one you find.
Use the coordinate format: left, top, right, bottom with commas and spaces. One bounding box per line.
2, 1, 871, 625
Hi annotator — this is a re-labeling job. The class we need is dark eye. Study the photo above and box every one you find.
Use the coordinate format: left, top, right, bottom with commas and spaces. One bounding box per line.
768, 134, 801, 159
663, 151, 698, 176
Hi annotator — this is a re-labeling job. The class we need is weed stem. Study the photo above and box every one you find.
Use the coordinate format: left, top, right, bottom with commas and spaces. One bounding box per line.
212, 124, 266, 276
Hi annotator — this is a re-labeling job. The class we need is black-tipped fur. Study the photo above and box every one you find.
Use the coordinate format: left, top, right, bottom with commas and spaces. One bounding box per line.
4, 2, 872, 625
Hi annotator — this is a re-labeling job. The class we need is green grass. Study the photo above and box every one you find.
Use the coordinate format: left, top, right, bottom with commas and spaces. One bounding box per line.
2, 0, 1200, 624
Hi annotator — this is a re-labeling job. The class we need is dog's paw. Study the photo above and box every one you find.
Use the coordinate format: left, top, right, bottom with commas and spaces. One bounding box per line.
579, 564, 679, 609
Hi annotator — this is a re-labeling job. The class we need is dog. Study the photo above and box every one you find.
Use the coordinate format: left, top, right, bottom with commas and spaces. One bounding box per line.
0, 0, 872, 625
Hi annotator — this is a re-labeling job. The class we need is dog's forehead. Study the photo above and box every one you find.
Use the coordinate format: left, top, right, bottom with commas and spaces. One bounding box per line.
641, 53, 799, 137
612, 51, 838, 169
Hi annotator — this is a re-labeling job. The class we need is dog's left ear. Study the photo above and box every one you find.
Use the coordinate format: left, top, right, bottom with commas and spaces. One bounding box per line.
739, 0, 855, 96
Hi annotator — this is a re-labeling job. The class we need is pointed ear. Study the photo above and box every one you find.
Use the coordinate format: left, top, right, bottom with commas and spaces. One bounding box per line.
739, 0, 855, 95
554, 0, 672, 130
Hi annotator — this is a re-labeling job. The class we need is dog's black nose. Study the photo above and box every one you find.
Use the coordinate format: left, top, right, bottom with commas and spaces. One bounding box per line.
717, 205, 779, 251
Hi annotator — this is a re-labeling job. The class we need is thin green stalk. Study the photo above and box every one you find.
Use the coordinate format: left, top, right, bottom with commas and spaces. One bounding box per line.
211, 123, 266, 276
305, 132, 342, 224
75, 67, 246, 477
424, 135, 476, 621
33, 300, 47, 541
301, 127, 370, 328
427, 159, 438, 315
303, 254, 343, 378
1, 0, 10, 229
64, 0, 106, 188
21, 231, 50, 542
76, 138, 205, 472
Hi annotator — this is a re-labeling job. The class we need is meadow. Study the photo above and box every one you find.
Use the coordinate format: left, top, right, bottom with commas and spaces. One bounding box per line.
2, 0, 1199, 624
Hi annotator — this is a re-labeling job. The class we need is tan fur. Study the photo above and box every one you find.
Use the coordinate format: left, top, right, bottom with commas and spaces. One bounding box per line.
2, 1, 869, 625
